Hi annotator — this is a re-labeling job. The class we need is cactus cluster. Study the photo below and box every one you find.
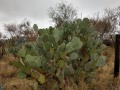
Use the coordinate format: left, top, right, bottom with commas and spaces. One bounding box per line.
8, 18, 107, 89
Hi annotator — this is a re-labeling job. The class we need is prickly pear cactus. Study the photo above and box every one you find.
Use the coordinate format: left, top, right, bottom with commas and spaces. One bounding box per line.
10, 18, 107, 90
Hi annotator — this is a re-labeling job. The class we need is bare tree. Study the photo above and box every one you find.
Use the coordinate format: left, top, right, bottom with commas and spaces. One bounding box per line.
103, 6, 120, 46
0, 32, 2, 39
90, 16, 112, 39
90, 6, 120, 47
104, 8, 118, 33
48, 2, 77, 27
4, 19, 33, 38
4, 19, 35, 46
4, 23, 18, 38
0, 32, 6, 59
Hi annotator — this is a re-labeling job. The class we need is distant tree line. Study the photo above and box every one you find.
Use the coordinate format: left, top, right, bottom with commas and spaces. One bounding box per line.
48, 2, 120, 47
1, 2, 120, 48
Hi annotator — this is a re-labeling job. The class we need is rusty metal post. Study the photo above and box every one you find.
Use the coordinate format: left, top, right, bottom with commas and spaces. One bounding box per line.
114, 34, 120, 78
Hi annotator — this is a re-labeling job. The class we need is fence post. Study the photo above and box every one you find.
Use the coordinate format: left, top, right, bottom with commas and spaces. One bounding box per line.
114, 34, 120, 78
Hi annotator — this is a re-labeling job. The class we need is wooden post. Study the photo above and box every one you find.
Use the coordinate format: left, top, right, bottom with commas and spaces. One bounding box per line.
114, 34, 120, 78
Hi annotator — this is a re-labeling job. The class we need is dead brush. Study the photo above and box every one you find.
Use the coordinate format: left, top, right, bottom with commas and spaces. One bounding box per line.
0, 54, 35, 90
3, 77, 34, 90
89, 47, 120, 90
0, 61, 16, 77
0, 54, 17, 77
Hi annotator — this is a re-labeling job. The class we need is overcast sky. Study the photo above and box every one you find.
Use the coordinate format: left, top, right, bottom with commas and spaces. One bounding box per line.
0, 0, 120, 35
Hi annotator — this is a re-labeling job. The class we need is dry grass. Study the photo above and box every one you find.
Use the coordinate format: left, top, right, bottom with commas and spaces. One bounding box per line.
0, 61, 16, 77
90, 47, 120, 90
3, 77, 34, 90
0, 47, 120, 90
75, 47, 120, 90
0, 54, 17, 84
0, 54, 35, 90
